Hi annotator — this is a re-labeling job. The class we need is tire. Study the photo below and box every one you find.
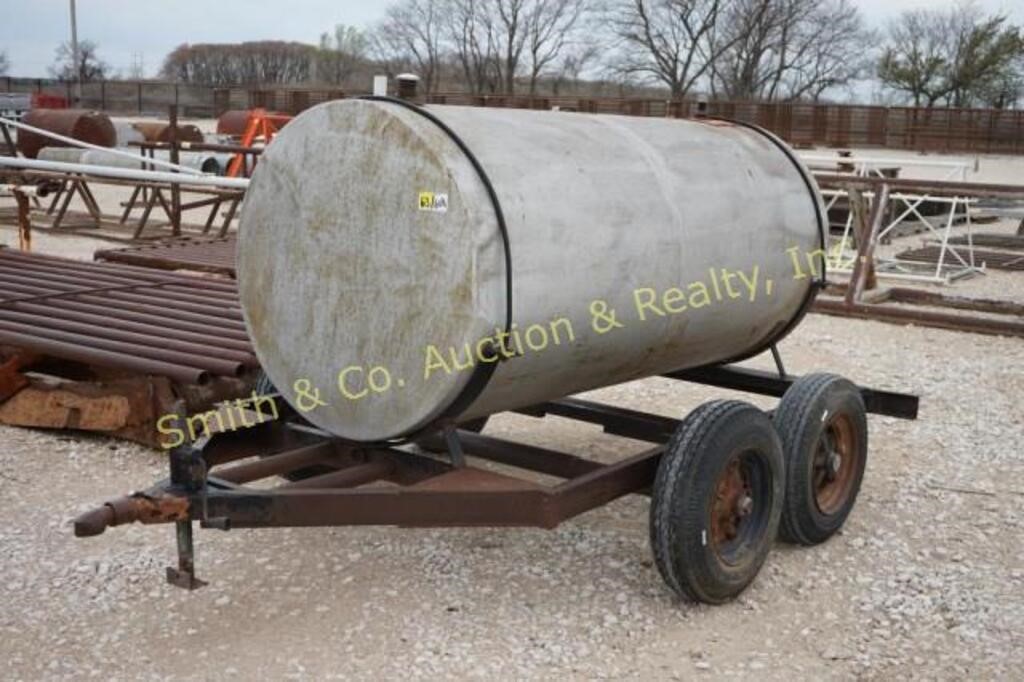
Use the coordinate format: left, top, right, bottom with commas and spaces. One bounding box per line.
774, 373, 868, 546
650, 400, 784, 604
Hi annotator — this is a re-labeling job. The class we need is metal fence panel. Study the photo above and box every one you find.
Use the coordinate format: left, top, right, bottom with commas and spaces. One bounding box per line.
2, 77, 1022, 154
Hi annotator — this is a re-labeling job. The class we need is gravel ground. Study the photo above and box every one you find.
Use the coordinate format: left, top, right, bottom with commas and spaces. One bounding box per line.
0, 313, 1021, 680
0, 147, 1022, 679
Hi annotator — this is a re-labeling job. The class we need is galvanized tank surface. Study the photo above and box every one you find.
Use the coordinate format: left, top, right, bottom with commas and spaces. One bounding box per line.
16, 109, 116, 159
238, 100, 826, 442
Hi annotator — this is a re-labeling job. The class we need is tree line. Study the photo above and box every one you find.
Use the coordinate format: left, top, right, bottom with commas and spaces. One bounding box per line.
35, 0, 1024, 109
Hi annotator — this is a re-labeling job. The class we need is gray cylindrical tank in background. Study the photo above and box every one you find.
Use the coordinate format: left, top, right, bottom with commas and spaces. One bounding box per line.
238, 100, 826, 442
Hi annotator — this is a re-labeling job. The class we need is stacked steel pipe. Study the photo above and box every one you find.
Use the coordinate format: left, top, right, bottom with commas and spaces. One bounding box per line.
95, 236, 238, 276
0, 249, 256, 384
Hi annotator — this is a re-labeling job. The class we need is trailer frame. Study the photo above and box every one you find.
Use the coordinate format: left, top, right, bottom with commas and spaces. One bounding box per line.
74, 363, 918, 592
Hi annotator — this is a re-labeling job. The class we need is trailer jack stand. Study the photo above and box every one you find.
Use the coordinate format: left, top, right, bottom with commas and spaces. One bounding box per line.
166, 520, 206, 590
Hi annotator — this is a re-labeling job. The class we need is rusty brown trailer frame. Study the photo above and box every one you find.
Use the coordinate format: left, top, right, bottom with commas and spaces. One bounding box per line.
0, 248, 256, 385
74, 364, 918, 590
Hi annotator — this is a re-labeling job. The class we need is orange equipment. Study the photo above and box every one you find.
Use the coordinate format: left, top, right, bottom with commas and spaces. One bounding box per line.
225, 108, 292, 178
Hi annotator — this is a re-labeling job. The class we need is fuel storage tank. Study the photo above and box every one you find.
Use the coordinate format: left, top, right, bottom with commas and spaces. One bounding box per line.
238, 99, 826, 442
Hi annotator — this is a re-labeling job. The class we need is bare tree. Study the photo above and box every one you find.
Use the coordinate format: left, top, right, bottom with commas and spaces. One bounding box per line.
0, 50, 9, 77
711, 0, 868, 102
492, 0, 530, 94
373, 0, 589, 96
776, 0, 870, 101
709, 0, 780, 99
878, 3, 1024, 107
446, 0, 593, 96
523, 0, 588, 94
372, 0, 447, 94
316, 24, 368, 85
447, 0, 501, 94
549, 41, 602, 94
605, 0, 733, 99
446, 0, 529, 95
49, 40, 109, 82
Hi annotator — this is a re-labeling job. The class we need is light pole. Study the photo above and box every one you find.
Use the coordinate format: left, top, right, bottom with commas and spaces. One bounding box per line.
69, 0, 81, 105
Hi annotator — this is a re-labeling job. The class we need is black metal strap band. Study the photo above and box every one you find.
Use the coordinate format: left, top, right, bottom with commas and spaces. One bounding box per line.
356, 96, 514, 442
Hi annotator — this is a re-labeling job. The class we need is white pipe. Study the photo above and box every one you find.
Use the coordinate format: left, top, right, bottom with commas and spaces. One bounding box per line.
1, 184, 44, 197
0, 116, 205, 176
0, 156, 250, 190
800, 153, 972, 170
38, 146, 232, 175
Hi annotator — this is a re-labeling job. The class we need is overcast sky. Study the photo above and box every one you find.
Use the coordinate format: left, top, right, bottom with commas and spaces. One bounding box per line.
2, 0, 1023, 80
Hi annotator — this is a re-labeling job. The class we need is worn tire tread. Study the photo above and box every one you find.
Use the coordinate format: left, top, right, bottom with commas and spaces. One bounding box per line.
650, 400, 780, 604
774, 373, 866, 545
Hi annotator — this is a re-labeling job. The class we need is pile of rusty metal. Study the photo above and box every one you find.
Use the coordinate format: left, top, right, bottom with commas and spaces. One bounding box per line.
0, 248, 256, 445
810, 174, 1024, 338
95, 235, 237, 277
896, 245, 1024, 272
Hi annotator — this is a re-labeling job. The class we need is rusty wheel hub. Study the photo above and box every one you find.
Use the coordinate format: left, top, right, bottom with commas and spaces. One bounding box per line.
813, 413, 860, 515
710, 457, 754, 551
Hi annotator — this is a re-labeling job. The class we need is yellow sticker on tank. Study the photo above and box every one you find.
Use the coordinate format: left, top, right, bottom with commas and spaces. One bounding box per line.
418, 191, 448, 213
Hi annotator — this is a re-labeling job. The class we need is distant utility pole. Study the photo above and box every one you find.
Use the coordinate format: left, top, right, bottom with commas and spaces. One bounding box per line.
69, 0, 81, 104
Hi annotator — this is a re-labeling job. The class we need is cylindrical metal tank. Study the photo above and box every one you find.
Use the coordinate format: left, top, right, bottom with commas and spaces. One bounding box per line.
131, 121, 204, 144
238, 100, 826, 442
16, 109, 116, 159
216, 110, 252, 137
216, 109, 290, 137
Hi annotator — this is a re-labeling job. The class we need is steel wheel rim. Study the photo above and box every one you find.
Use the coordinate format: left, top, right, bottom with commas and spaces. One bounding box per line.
710, 450, 771, 566
813, 413, 859, 516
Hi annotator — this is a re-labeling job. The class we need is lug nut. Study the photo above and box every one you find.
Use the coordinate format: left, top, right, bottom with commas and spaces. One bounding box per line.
737, 495, 754, 517
827, 451, 842, 479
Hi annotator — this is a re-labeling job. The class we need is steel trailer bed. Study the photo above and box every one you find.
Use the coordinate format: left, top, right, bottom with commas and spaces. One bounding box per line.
74, 363, 919, 602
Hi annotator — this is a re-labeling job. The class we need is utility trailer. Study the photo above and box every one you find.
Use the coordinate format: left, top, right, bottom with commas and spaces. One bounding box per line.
75, 363, 918, 604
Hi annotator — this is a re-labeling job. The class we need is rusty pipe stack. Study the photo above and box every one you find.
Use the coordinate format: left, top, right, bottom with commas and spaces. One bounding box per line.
0, 249, 256, 384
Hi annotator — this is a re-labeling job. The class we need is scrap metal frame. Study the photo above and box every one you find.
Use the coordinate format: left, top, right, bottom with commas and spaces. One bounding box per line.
0, 113, 247, 240
814, 174, 1024, 285
73, 364, 919, 589
2, 168, 244, 239
812, 156, 982, 283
